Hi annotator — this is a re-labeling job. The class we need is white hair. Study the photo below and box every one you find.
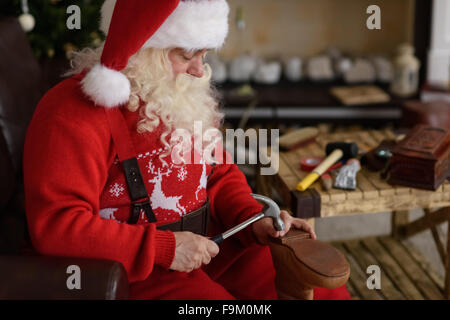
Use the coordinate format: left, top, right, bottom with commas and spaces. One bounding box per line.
67, 43, 224, 166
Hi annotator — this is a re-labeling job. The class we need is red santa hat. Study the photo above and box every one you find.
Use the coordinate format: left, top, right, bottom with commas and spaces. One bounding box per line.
81, 0, 230, 108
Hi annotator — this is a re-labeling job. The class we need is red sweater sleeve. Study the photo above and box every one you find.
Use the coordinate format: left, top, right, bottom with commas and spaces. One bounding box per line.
23, 80, 175, 283
206, 149, 264, 247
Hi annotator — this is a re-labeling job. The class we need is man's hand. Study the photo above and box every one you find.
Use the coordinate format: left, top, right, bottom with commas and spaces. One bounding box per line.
252, 210, 317, 245
169, 231, 219, 273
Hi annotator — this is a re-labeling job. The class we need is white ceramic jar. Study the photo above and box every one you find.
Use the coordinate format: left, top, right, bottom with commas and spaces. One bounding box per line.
390, 44, 421, 97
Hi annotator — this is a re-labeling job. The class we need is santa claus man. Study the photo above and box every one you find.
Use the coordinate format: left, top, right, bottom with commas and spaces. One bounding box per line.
23, 0, 349, 300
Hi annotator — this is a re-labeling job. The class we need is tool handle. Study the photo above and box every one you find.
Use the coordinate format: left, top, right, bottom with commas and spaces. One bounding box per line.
313, 149, 343, 175
320, 173, 333, 191
210, 212, 265, 245
210, 234, 224, 245
296, 149, 343, 191
296, 172, 319, 191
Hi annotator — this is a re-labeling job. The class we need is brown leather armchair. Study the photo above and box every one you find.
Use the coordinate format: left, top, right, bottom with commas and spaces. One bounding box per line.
0, 17, 129, 300
0, 17, 349, 300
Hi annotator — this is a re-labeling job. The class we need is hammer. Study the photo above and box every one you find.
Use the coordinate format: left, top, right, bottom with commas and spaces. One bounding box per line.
296, 142, 359, 191
210, 194, 285, 245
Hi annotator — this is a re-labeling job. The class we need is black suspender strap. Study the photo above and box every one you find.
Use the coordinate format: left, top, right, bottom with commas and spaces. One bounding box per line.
104, 108, 157, 224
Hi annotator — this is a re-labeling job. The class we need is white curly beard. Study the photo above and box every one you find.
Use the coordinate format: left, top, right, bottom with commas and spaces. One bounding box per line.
123, 48, 224, 165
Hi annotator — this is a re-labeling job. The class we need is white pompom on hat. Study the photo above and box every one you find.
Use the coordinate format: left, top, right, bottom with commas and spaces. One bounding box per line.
81, 0, 230, 108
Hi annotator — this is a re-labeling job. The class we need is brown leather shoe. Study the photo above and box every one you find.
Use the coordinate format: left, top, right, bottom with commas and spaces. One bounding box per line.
269, 229, 350, 300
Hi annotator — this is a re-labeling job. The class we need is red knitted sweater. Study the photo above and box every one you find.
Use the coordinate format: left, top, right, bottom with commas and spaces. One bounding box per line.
23, 74, 263, 283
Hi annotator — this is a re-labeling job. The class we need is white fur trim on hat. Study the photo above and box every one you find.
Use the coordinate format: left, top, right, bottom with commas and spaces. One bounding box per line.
100, 0, 230, 50
81, 64, 131, 108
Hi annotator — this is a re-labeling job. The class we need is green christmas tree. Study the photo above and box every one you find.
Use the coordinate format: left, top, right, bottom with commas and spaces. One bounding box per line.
0, 0, 104, 59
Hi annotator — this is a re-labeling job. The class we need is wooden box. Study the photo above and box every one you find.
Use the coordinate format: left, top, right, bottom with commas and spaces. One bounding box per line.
330, 85, 390, 106
388, 125, 450, 190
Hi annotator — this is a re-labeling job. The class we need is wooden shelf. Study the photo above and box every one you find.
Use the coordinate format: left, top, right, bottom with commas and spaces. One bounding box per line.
218, 80, 416, 108
218, 80, 417, 125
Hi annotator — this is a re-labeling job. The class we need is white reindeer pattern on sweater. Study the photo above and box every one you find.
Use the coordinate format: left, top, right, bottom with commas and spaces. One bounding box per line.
99, 149, 211, 224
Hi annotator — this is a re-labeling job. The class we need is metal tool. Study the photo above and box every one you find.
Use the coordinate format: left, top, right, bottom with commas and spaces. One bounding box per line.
210, 194, 285, 244
296, 142, 359, 191
334, 159, 361, 190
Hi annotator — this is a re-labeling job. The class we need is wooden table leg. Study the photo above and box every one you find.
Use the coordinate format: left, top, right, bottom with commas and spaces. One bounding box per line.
425, 209, 447, 266
391, 210, 409, 238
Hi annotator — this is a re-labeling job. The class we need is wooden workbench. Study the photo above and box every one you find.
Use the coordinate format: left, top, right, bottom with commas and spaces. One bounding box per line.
257, 128, 450, 299
260, 129, 450, 217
